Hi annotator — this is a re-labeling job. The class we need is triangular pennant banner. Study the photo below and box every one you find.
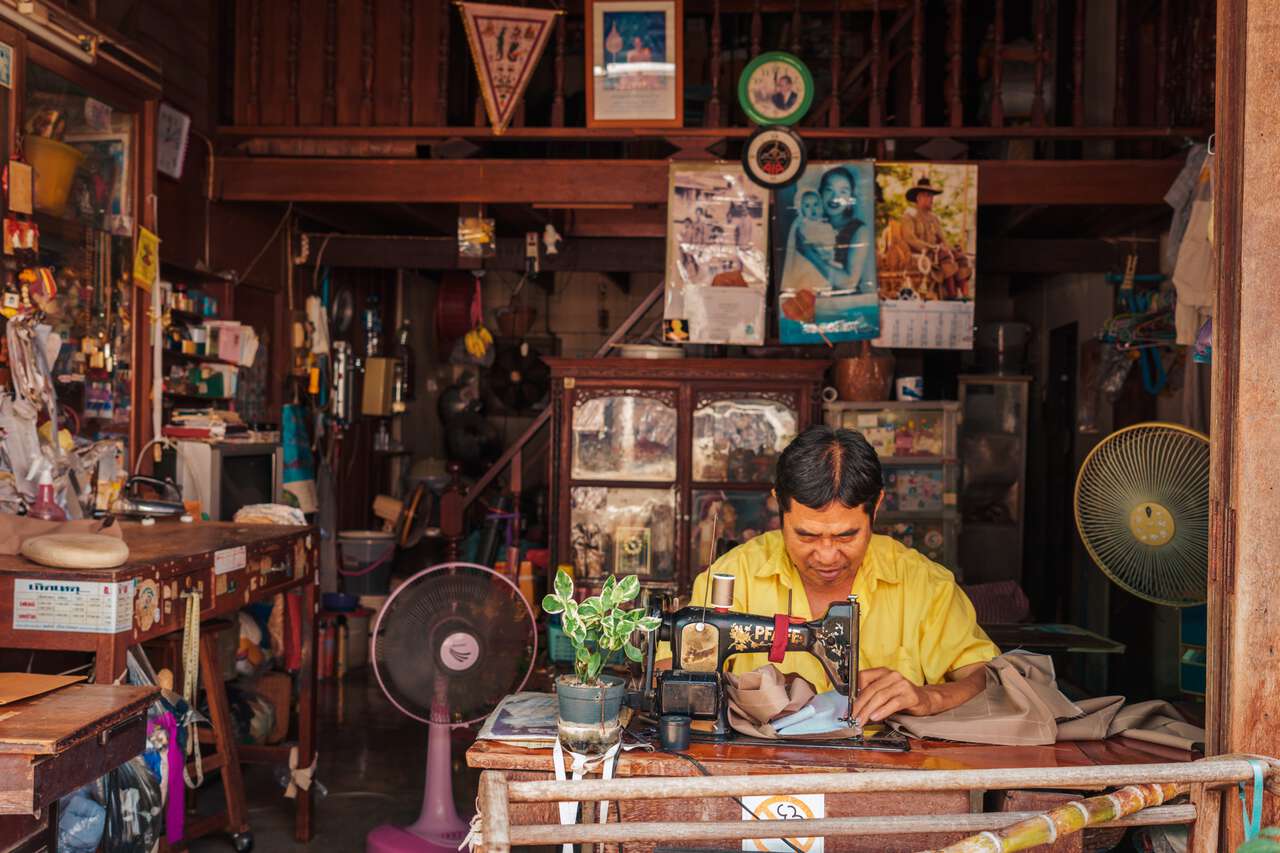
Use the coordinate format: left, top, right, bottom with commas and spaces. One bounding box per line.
458, 2, 558, 135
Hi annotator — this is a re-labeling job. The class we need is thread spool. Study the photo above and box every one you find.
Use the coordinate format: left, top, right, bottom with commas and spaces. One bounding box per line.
711, 573, 735, 608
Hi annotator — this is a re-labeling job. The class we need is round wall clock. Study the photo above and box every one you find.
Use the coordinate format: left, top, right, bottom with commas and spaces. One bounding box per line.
742, 125, 807, 189
738, 51, 814, 126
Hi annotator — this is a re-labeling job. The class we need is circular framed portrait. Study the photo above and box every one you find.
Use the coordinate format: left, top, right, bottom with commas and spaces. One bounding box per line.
742, 125, 807, 189
737, 51, 814, 126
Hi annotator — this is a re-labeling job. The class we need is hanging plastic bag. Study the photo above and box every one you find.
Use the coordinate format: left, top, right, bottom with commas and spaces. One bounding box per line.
58, 786, 105, 853
98, 755, 165, 853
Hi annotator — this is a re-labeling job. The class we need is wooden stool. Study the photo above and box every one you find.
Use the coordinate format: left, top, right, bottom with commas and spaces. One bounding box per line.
144, 620, 253, 852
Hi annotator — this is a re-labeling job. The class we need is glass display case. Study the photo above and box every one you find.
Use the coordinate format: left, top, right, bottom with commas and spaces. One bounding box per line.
550, 358, 826, 594
16, 53, 145, 450
824, 400, 962, 574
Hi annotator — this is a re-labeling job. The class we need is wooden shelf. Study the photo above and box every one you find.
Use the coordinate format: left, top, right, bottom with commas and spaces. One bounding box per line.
160, 259, 236, 285
163, 350, 241, 368
881, 456, 953, 466
162, 390, 233, 402
167, 309, 209, 325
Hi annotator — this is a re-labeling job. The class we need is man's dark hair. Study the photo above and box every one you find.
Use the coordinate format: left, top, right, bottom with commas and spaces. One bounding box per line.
779, 74, 792, 85
775, 425, 883, 517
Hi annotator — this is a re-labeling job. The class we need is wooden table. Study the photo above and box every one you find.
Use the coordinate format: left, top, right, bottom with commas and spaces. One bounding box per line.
982, 623, 1127, 655
0, 683, 156, 851
0, 520, 320, 843
468, 733, 1199, 852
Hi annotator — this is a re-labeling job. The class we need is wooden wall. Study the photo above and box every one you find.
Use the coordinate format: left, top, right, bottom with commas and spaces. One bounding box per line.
89, 0, 295, 424
232, 0, 444, 127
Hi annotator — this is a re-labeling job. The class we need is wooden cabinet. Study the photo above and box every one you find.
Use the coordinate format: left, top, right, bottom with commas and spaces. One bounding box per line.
547, 358, 827, 595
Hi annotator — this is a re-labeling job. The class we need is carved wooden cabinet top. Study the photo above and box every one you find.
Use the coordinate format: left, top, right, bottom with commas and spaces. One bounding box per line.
544, 357, 830, 383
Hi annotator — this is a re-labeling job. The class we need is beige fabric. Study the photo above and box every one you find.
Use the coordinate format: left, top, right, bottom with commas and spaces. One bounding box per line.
724, 665, 860, 741
0, 514, 123, 556
887, 652, 1204, 749
20, 532, 130, 569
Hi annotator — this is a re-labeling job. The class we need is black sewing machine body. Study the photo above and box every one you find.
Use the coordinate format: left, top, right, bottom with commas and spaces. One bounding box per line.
639, 594, 860, 740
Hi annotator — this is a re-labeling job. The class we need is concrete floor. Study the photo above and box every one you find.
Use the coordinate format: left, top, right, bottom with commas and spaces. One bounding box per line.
188, 668, 481, 852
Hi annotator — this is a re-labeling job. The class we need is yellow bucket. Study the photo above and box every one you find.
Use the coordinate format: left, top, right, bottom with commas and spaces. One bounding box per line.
25, 136, 84, 216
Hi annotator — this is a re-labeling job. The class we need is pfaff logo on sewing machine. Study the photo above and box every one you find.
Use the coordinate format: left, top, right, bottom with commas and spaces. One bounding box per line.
729, 624, 806, 652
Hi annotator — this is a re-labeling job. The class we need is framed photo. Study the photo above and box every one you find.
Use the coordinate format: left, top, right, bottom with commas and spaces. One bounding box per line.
585, 0, 683, 128
738, 51, 813, 126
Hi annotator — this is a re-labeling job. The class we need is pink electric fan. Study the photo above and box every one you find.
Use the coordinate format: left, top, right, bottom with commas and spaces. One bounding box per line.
366, 562, 536, 853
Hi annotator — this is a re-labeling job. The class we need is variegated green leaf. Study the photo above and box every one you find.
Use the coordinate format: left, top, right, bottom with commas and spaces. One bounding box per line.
554, 568, 573, 599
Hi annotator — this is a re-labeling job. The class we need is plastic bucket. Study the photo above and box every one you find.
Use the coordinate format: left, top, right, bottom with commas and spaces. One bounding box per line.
26, 136, 84, 216
337, 530, 394, 597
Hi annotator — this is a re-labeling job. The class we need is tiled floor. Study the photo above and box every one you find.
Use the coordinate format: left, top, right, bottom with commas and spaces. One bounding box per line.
188, 668, 480, 851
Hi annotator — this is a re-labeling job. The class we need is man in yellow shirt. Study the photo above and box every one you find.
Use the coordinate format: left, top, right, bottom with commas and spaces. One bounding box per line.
659, 425, 999, 725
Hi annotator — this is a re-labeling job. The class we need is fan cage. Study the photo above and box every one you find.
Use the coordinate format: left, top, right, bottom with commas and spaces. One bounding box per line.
1074, 422, 1209, 607
371, 562, 537, 725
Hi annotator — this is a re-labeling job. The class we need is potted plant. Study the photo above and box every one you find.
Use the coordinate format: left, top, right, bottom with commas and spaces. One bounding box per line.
542, 568, 661, 754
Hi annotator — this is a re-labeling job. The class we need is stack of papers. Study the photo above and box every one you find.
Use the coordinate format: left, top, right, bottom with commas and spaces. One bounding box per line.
476, 693, 558, 746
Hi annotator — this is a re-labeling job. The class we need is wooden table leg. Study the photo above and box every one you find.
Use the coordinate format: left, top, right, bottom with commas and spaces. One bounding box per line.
200, 632, 250, 838
295, 579, 319, 842
95, 634, 129, 683
1188, 783, 1223, 853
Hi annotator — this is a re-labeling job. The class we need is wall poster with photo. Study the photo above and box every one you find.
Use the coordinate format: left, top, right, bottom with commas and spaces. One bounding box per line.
586, 0, 682, 127
873, 163, 978, 349
773, 161, 880, 344
663, 163, 769, 345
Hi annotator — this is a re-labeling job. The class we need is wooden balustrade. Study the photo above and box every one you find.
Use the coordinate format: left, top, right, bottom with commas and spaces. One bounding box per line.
225, 0, 1211, 143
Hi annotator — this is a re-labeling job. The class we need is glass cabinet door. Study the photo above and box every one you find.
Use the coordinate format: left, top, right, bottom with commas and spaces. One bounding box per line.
692, 394, 798, 483
569, 486, 677, 581
571, 391, 678, 481
23, 62, 137, 443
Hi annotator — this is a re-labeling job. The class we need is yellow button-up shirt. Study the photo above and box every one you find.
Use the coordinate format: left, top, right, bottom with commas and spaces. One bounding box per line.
658, 531, 999, 692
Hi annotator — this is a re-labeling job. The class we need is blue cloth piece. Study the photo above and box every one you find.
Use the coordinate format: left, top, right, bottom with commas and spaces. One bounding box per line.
772, 690, 848, 735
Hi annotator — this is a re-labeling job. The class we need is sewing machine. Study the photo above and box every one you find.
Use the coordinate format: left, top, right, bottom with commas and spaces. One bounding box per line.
639, 573, 873, 743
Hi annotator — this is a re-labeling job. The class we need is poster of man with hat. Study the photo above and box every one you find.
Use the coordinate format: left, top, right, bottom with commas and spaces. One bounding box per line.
873, 163, 978, 348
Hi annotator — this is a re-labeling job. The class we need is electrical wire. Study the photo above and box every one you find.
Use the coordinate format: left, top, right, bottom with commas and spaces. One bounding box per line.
651, 746, 805, 853
240, 202, 295, 283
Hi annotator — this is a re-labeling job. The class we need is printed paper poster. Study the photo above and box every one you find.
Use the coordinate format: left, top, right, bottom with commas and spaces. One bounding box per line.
873, 163, 978, 349
664, 163, 768, 345
774, 162, 880, 344
740, 793, 825, 853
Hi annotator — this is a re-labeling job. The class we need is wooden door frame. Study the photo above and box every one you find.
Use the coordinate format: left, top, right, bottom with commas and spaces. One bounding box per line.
1205, 0, 1277, 848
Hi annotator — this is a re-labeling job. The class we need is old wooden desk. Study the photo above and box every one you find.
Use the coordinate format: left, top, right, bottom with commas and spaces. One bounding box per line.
468, 732, 1198, 852
0, 520, 320, 843
0, 683, 156, 852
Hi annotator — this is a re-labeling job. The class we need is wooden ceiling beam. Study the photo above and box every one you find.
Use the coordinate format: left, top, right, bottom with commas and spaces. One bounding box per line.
303, 234, 1153, 275
219, 158, 1184, 208
303, 235, 665, 272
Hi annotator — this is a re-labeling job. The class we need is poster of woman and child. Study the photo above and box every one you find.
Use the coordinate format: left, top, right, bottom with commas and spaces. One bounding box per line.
773, 161, 978, 348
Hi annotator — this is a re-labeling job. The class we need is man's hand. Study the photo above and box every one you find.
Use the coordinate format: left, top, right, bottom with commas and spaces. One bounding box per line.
848, 662, 987, 724
848, 668, 928, 724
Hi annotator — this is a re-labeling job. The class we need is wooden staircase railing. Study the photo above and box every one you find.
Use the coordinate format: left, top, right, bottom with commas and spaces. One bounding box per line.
439, 284, 665, 559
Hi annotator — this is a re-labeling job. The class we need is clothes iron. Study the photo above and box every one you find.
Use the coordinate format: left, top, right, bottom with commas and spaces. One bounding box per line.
111, 476, 186, 520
